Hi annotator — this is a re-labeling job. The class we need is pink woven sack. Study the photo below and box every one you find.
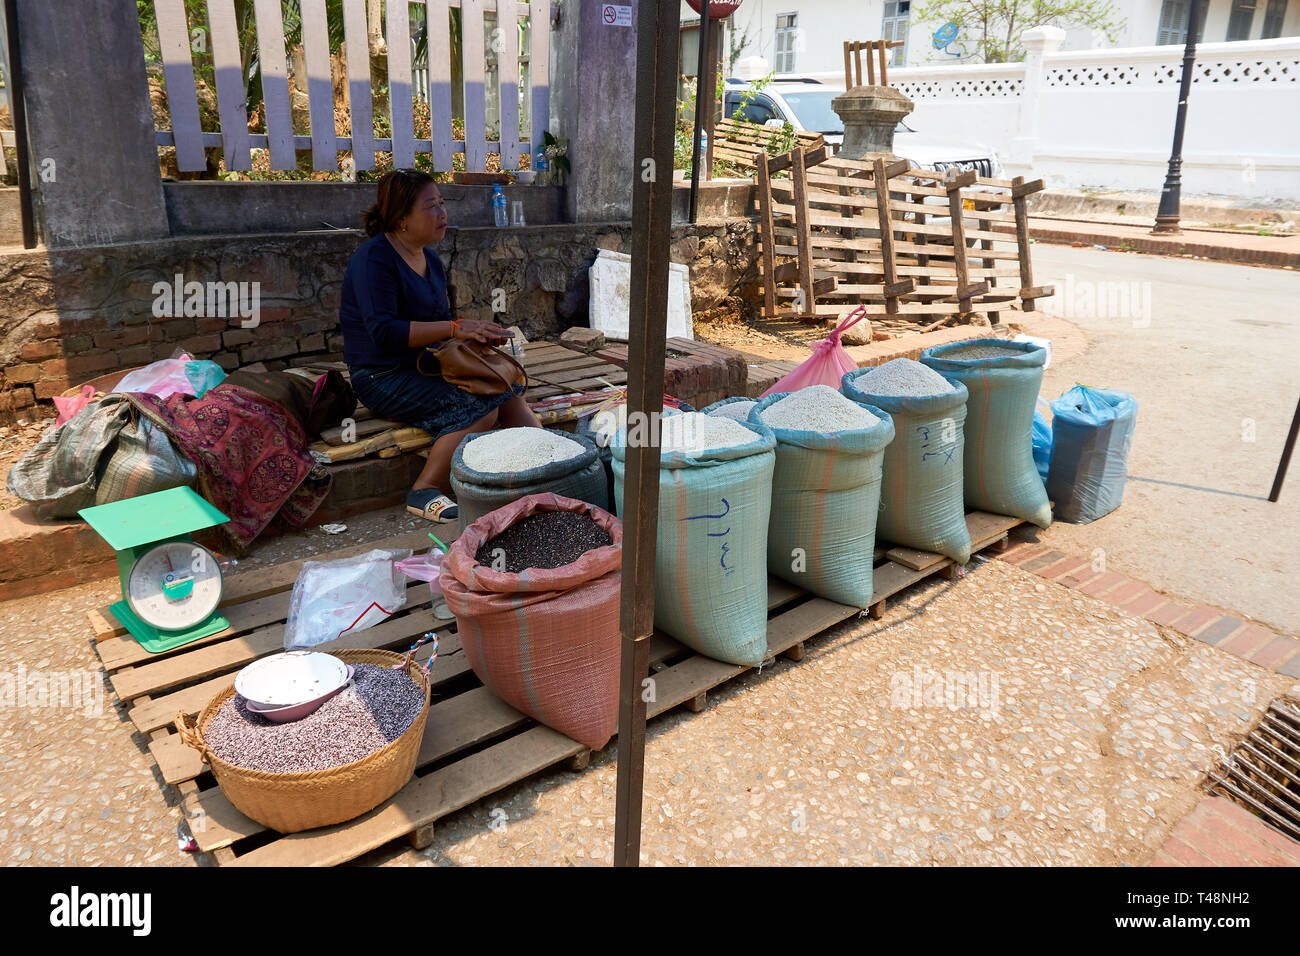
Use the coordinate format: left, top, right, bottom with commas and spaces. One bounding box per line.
760, 305, 868, 398
439, 493, 623, 751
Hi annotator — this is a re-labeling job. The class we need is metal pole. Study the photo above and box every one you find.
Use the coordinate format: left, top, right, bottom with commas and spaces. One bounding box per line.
1268, 395, 1300, 502
3, 0, 36, 248
687, 1, 711, 223
1151, 0, 1201, 236
614, 0, 679, 868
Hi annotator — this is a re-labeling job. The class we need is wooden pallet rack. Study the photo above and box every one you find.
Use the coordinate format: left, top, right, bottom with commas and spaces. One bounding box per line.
88, 509, 1025, 866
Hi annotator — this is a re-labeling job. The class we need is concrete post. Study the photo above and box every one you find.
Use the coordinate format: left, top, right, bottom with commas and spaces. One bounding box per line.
16, 0, 170, 247
550, 0, 639, 222
1007, 25, 1066, 177
832, 86, 915, 161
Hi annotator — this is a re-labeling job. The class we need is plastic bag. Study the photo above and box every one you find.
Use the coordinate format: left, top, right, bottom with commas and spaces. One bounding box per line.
283, 548, 412, 650
1047, 385, 1137, 524
114, 355, 226, 400
395, 550, 445, 595
1032, 398, 1053, 482
53, 385, 96, 426
760, 306, 866, 399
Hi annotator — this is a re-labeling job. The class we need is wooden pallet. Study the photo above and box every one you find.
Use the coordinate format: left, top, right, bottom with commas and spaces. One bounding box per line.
88, 510, 1025, 866
306, 343, 630, 462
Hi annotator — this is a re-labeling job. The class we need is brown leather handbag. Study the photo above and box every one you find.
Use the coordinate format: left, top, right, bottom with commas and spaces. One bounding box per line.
417, 338, 527, 396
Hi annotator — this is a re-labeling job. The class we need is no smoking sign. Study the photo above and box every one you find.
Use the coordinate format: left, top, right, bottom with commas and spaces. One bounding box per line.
601, 3, 632, 26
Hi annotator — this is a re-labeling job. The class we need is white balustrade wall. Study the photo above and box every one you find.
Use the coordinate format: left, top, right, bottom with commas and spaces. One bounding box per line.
890, 35, 1300, 201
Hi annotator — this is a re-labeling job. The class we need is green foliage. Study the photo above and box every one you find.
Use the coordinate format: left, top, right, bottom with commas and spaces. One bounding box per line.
912, 0, 1125, 62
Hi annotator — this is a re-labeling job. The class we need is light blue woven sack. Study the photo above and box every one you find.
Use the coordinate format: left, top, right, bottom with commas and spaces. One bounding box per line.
921, 339, 1053, 528
612, 418, 776, 666
748, 393, 894, 607
1047, 385, 1137, 524
842, 369, 971, 563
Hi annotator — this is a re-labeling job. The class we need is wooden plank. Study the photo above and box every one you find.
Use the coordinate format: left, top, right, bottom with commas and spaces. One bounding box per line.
341, 0, 375, 170
528, 0, 550, 164
301, 0, 339, 170
386, 0, 416, 167
88, 529, 439, 644
427, 0, 455, 172
965, 510, 1021, 545
111, 587, 434, 702
318, 417, 399, 445
1012, 176, 1037, 313
496, 0, 522, 170
154, 0, 208, 172
252, 0, 297, 169
1011, 178, 1045, 199
461, 0, 488, 171
883, 542, 949, 573
870, 556, 951, 604
206, 0, 253, 170
791, 149, 815, 316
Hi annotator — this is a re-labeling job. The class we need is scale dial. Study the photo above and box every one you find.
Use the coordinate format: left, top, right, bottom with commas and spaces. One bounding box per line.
126, 541, 223, 632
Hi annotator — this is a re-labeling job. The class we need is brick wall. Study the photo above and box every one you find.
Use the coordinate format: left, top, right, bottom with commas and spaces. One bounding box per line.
0, 220, 763, 422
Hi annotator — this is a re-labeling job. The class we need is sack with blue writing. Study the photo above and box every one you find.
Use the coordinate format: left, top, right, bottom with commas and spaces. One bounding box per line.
749, 392, 894, 608
842, 370, 972, 563
611, 419, 776, 666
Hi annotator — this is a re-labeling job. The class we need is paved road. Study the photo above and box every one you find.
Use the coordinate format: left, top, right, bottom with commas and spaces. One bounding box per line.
1016, 246, 1300, 635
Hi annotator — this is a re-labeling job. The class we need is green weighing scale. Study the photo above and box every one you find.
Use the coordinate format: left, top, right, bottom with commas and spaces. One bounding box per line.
80, 487, 231, 653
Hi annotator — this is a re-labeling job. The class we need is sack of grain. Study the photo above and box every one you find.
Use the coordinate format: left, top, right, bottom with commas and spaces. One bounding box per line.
751, 387, 894, 607
611, 414, 776, 667
1047, 385, 1137, 524
575, 402, 692, 502
921, 339, 1053, 528
439, 493, 623, 751
451, 427, 608, 532
701, 396, 758, 421
842, 364, 972, 563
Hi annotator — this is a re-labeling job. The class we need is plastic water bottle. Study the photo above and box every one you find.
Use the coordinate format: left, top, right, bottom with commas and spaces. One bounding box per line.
492, 186, 508, 228
699, 128, 709, 157
534, 147, 549, 183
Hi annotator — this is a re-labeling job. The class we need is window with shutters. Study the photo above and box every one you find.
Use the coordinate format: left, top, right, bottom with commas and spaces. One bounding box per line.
1226, 0, 1257, 39
1262, 0, 1288, 36
775, 13, 799, 74
882, 1, 911, 66
1156, 0, 1210, 43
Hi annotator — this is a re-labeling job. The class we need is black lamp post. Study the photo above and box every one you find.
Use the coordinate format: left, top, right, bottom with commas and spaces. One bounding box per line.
1151, 0, 1202, 235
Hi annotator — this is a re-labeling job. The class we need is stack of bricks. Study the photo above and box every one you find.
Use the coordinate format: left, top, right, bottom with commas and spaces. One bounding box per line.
587, 337, 746, 410
1, 309, 342, 419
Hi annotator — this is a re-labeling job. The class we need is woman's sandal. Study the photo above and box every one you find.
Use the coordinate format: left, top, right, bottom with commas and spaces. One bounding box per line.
407, 488, 458, 523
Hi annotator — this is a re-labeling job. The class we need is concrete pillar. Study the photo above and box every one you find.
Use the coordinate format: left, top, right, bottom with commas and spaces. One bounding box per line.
550, 0, 639, 222
832, 86, 915, 162
1007, 25, 1066, 177
16, 0, 170, 247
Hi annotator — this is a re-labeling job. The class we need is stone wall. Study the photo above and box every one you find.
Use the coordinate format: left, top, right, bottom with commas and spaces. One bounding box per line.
0, 219, 762, 421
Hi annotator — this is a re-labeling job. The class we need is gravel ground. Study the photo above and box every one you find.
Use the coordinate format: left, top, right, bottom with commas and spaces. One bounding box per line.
378, 559, 1293, 867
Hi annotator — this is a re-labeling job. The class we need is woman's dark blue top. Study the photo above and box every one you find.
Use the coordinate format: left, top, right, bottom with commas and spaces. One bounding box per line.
338, 234, 451, 370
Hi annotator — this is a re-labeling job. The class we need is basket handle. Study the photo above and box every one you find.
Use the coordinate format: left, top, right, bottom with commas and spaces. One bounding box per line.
175, 711, 213, 764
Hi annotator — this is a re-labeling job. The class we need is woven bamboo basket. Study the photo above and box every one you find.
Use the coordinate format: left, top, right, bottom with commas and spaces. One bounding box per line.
175, 648, 431, 834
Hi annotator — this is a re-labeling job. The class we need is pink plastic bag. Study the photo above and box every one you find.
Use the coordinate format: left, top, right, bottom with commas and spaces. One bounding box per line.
395, 550, 445, 595
760, 306, 868, 398
53, 385, 96, 426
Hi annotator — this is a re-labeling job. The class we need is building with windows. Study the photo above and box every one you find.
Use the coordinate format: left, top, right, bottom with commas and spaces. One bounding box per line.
693, 0, 1299, 70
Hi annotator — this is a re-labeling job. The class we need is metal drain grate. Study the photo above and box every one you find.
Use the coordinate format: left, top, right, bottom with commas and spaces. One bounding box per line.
1206, 696, 1300, 841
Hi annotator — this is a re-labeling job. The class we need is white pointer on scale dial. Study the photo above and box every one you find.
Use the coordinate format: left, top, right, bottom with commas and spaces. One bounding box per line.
126, 540, 224, 631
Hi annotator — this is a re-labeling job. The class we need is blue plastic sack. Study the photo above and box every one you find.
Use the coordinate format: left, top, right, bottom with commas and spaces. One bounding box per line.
611, 418, 776, 666
749, 392, 894, 608
921, 339, 1052, 528
1047, 385, 1138, 524
1032, 399, 1053, 483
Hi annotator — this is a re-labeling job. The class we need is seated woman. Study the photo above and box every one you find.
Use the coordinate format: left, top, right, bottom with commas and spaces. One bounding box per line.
339, 168, 540, 523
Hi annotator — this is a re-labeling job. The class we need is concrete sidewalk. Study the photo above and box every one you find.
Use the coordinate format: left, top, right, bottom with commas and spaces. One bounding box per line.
1025, 216, 1300, 269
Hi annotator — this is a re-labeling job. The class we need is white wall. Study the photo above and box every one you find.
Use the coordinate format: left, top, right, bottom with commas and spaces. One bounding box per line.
891, 37, 1300, 200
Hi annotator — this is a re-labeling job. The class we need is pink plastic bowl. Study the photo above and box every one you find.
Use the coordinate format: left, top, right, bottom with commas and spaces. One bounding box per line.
243, 666, 355, 723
